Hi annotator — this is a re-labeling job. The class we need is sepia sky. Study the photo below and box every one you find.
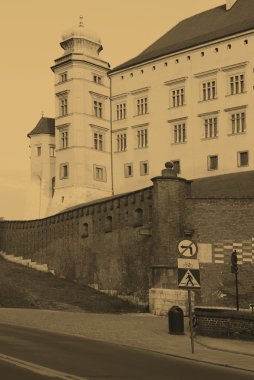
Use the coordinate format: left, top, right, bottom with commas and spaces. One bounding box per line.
0, 0, 224, 220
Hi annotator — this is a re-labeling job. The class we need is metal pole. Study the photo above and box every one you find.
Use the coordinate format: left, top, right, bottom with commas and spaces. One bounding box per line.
235, 272, 239, 311
188, 289, 194, 354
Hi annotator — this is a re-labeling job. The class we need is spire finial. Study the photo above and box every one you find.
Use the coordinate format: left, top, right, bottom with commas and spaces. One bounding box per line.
41, 110, 44, 117
79, 15, 84, 27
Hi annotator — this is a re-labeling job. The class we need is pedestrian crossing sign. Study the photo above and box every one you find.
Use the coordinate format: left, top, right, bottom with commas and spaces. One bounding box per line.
178, 268, 201, 289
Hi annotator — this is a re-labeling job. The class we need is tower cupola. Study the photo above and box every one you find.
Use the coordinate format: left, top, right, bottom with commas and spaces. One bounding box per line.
60, 16, 103, 56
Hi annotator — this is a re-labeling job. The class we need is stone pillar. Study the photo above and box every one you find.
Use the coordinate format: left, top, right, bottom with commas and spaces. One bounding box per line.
150, 161, 191, 291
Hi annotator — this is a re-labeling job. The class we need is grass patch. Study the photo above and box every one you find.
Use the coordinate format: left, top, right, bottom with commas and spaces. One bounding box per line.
0, 257, 147, 313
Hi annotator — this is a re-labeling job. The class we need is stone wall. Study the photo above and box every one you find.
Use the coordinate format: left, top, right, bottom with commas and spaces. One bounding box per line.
195, 307, 254, 340
0, 165, 254, 312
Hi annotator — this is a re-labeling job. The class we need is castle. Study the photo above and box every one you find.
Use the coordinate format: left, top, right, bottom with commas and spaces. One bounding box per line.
27, 0, 254, 218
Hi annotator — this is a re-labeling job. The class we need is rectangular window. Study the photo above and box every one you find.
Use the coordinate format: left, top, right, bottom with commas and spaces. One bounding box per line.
116, 103, 126, 120
229, 74, 245, 95
94, 132, 104, 151
93, 100, 103, 118
202, 80, 216, 101
137, 97, 148, 115
59, 72, 67, 82
60, 131, 68, 149
124, 163, 133, 178
36, 146, 41, 156
93, 75, 102, 84
238, 151, 249, 167
172, 160, 180, 174
49, 146, 55, 157
140, 161, 149, 176
137, 128, 148, 148
94, 165, 106, 182
116, 133, 127, 152
204, 117, 218, 139
60, 163, 69, 179
173, 123, 186, 143
59, 96, 68, 116
171, 88, 185, 107
231, 112, 246, 134
208, 155, 218, 171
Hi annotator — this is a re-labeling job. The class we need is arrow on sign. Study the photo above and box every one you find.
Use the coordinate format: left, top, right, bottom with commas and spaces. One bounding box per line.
180, 244, 193, 256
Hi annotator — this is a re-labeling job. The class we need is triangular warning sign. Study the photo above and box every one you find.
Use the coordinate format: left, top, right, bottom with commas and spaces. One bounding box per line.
179, 270, 200, 288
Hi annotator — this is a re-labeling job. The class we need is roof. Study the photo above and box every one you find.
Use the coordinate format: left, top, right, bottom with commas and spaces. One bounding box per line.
27, 117, 55, 138
111, 0, 254, 73
191, 170, 254, 198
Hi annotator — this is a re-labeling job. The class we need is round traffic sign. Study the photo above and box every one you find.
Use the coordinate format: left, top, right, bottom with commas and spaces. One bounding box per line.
177, 239, 198, 258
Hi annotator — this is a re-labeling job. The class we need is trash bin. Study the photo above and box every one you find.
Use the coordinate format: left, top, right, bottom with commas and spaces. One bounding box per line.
168, 306, 184, 335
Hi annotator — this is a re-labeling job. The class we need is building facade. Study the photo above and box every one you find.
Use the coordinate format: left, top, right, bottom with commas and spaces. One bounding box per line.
27, 0, 254, 218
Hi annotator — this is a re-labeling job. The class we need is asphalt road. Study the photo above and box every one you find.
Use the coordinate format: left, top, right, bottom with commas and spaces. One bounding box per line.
0, 324, 252, 380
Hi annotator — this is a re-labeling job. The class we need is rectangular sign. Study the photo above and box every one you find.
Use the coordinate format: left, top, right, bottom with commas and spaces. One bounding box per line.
177, 258, 199, 270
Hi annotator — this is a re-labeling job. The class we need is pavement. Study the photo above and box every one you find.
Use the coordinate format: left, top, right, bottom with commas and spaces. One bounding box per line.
0, 308, 253, 374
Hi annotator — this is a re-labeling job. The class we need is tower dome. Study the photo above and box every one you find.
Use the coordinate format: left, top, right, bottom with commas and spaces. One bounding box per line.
60, 16, 103, 56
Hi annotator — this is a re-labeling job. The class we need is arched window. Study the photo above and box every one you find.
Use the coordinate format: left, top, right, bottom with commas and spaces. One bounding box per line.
82, 223, 89, 238
105, 216, 112, 233
134, 208, 143, 227
51, 177, 55, 198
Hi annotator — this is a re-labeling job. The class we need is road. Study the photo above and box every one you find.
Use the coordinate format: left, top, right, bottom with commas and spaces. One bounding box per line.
0, 324, 252, 380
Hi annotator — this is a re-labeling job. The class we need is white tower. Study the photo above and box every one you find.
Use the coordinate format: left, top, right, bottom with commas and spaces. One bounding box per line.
50, 17, 112, 215
26, 117, 56, 219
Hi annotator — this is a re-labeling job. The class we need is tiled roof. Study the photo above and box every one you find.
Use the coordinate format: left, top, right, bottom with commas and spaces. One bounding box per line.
191, 170, 254, 198
27, 117, 55, 137
111, 0, 254, 72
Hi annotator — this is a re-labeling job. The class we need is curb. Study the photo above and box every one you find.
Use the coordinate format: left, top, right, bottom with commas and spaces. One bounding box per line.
195, 337, 254, 358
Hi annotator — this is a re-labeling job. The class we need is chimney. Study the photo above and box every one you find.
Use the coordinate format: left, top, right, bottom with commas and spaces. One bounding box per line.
226, 0, 237, 10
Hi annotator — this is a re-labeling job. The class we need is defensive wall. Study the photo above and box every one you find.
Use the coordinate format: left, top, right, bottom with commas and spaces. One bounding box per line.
0, 164, 254, 313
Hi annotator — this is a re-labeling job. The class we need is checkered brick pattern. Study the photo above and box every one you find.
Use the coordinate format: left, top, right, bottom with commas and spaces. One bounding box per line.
213, 239, 254, 264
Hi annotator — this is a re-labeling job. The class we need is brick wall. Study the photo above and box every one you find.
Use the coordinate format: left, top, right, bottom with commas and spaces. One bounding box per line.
195, 307, 254, 340
0, 166, 254, 311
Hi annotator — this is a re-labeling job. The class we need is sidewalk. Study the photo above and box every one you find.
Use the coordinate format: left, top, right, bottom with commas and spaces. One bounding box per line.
0, 308, 253, 373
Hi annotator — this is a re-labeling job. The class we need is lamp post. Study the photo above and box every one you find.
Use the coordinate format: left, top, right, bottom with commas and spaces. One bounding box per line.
231, 250, 239, 311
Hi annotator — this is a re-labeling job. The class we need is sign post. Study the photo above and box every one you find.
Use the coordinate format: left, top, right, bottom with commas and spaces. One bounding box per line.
231, 250, 239, 311
177, 239, 200, 354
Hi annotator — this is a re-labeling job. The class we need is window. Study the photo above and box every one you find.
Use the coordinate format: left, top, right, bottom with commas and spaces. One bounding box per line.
93, 75, 102, 84
173, 123, 186, 144
137, 128, 148, 148
124, 163, 133, 178
134, 209, 143, 227
140, 161, 149, 176
227, 44, 232, 49
229, 74, 245, 95
171, 88, 185, 107
105, 216, 112, 233
202, 80, 216, 101
94, 165, 106, 182
230, 112, 246, 134
116, 133, 127, 152
116, 103, 126, 120
59, 95, 68, 116
202, 81, 216, 101
93, 100, 103, 118
82, 223, 89, 238
238, 151, 249, 167
203, 117, 218, 139
59, 72, 67, 82
60, 163, 69, 179
49, 146, 55, 157
36, 146, 41, 156
60, 130, 68, 149
208, 155, 218, 171
172, 160, 180, 174
137, 97, 148, 115
51, 177, 55, 198
93, 132, 104, 151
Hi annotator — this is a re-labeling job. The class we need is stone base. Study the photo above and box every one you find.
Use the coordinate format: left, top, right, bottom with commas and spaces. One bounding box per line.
149, 288, 194, 316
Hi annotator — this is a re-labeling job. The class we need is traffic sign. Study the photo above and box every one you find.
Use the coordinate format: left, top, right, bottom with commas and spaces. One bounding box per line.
177, 239, 198, 258
178, 258, 201, 289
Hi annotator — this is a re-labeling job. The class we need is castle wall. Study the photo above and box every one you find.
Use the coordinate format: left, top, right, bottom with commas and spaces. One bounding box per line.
0, 171, 254, 311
